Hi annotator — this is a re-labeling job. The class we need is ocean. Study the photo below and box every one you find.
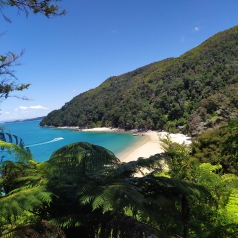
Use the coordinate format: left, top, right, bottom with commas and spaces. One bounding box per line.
0, 120, 141, 162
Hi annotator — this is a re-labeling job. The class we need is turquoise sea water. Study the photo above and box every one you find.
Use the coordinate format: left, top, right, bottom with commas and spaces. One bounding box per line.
0, 120, 141, 162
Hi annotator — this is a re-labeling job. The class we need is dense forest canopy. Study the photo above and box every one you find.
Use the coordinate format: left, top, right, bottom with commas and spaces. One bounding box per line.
41, 25, 238, 135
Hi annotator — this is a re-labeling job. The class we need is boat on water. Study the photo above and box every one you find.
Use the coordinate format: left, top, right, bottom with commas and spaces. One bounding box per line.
55, 137, 64, 140
133, 133, 139, 136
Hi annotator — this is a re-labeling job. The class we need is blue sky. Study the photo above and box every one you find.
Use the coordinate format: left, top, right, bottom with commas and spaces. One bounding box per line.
0, 0, 238, 122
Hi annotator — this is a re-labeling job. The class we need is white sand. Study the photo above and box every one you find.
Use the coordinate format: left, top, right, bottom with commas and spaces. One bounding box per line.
55, 126, 122, 132
118, 132, 164, 162
158, 132, 192, 145
55, 126, 191, 163
118, 131, 192, 163
82, 127, 119, 132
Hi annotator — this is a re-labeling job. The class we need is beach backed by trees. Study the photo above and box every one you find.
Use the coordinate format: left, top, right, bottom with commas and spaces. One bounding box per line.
1, 1, 238, 236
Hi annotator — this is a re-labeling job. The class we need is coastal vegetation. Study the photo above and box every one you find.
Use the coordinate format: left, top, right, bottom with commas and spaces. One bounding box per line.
0, 119, 238, 237
41, 25, 238, 136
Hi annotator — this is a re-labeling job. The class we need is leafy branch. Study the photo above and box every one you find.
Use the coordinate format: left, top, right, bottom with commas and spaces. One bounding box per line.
0, 50, 30, 100
0, 0, 66, 22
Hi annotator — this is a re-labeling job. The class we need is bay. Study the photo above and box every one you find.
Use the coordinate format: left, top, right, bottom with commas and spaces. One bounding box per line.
0, 120, 141, 162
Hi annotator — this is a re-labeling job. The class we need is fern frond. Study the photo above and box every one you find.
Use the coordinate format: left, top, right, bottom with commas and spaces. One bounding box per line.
49, 142, 120, 181
0, 141, 32, 163
78, 178, 146, 213
50, 214, 86, 229
116, 153, 165, 178
0, 186, 53, 220
225, 188, 238, 220
14, 175, 43, 184
199, 163, 222, 173
136, 175, 213, 204
222, 173, 238, 187
93, 182, 146, 213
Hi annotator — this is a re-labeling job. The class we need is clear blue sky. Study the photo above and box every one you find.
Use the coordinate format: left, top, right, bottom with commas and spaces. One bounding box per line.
0, 0, 238, 122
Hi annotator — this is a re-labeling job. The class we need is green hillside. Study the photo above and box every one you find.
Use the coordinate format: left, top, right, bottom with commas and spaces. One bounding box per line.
41, 25, 238, 135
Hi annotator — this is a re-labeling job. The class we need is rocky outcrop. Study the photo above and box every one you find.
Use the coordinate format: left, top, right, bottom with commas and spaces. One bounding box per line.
189, 107, 238, 137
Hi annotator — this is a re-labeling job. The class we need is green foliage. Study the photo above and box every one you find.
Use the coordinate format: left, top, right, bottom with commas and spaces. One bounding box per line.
0, 147, 56, 237
2, 119, 238, 237
225, 188, 238, 220
160, 133, 238, 237
191, 120, 238, 175
222, 119, 238, 166
0, 140, 215, 237
0, 141, 32, 162
0, 0, 66, 21
189, 84, 238, 136
0, 50, 31, 100
159, 134, 198, 180
49, 142, 120, 181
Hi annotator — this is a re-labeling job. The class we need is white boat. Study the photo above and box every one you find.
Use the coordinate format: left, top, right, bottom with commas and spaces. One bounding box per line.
133, 133, 139, 136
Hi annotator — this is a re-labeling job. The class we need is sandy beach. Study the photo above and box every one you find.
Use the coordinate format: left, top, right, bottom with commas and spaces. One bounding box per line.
81, 127, 192, 162
56, 126, 191, 163
81, 128, 164, 162
117, 131, 164, 162
117, 131, 191, 162
56, 126, 122, 132
82, 127, 120, 132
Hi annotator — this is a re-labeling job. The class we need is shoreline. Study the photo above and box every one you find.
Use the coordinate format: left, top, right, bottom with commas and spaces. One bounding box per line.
117, 131, 191, 168
117, 131, 164, 162
45, 126, 191, 162
46, 126, 125, 132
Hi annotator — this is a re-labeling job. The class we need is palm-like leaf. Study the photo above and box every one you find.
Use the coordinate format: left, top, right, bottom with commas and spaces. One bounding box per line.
49, 142, 120, 181
0, 127, 28, 163
115, 154, 165, 178
0, 141, 32, 163
78, 178, 146, 213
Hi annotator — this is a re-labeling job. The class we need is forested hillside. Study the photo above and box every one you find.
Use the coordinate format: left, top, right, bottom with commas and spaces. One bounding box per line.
41, 25, 238, 135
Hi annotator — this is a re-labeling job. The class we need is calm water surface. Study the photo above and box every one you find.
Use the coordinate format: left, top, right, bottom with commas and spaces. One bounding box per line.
0, 120, 141, 162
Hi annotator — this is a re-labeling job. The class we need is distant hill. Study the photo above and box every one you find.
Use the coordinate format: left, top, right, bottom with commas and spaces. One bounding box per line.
4, 116, 45, 124
41, 25, 238, 136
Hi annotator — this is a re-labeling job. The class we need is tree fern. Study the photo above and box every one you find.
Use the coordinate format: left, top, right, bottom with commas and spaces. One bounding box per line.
0, 141, 218, 237
0, 141, 32, 163
49, 142, 120, 181
0, 186, 53, 216
85, 180, 146, 213
115, 154, 165, 178
225, 188, 238, 221
0, 128, 30, 164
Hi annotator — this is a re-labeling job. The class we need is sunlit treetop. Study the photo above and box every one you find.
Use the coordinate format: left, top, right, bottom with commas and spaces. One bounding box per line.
0, 0, 66, 22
